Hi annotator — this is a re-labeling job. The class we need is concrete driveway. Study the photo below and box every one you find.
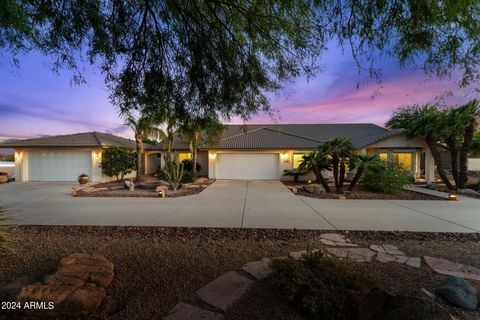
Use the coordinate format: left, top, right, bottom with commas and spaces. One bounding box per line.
0, 180, 478, 232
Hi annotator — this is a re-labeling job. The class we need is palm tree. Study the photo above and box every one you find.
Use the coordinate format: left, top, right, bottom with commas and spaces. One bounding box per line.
387, 105, 455, 190
347, 154, 382, 191
179, 116, 224, 175
122, 113, 162, 182
299, 151, 332, 193
320, 138, 353, 193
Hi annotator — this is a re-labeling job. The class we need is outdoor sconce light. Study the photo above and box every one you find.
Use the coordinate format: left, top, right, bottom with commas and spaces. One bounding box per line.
280, 152, 289, 159
209, 153, 217, 160
448, 192, 457, 201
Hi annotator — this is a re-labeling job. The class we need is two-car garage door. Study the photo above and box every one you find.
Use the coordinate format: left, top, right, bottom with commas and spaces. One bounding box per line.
27, 150, 92, 181
215, 153, 279, 180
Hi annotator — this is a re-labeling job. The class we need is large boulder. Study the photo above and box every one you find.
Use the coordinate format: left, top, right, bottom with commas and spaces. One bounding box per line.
436, 276, 478, 310
358, 288, 452, 320
16, 253, 114, 318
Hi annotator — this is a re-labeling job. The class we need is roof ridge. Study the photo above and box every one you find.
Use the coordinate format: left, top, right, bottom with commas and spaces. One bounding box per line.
92, 132, 103, 147
261, 127, 323, 143
220, 127, 266, 141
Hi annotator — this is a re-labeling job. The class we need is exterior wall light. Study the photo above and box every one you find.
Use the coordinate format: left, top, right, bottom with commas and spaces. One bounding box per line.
448, 192, 457, 201
209, 153, 217, 160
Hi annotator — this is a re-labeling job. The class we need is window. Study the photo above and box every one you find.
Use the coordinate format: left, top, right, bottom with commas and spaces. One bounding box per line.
178, 153, 192, 161
378, 152, 388, 161
293, 153, 307, 168
393, 153, 413, 170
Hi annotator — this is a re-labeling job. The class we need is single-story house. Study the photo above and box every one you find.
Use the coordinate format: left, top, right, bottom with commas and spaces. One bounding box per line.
0, 124, 436, 182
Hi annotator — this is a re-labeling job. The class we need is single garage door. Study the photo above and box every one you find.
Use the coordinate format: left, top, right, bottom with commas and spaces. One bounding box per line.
216, 153, 279, 180
28, 150, 92, 181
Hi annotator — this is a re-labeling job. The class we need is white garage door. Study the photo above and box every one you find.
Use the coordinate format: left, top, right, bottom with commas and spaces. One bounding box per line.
216, 153, 279, 180
28, 150, 92, 181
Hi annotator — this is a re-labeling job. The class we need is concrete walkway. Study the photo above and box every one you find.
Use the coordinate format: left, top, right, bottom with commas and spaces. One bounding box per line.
0, 181, 478, 232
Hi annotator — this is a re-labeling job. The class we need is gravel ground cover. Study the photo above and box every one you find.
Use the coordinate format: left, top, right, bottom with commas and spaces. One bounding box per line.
75, 178, 214, 198
0, 227, 478, 319
282, 181, 445, 200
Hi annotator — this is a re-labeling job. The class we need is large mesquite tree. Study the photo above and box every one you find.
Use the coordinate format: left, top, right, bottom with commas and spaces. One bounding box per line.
2, 1, 480, 122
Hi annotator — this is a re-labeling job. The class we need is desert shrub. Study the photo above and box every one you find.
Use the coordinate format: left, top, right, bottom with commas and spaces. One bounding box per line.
363, 161, 412, 194
268, 250, 369, 320
101, 146, 136, 181
283, 168, 308, 182
0, 204, 9, 255
181, 159, 201, 172
181, 171, 196, 183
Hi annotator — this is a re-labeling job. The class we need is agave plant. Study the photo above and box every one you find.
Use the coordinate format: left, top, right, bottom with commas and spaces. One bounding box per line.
162, 152, 184, 191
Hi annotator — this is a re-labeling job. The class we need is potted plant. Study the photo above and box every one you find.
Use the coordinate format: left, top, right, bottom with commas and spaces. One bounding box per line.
0, 172, 8, 184
77, 173, 89, 185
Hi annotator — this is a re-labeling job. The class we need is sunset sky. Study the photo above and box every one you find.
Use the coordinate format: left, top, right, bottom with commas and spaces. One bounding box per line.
0, 43, 475, 142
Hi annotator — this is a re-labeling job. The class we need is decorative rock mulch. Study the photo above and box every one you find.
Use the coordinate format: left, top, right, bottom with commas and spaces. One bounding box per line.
163, 232, 480, 318
424, 256, 480, 281
16, 253, 114, 318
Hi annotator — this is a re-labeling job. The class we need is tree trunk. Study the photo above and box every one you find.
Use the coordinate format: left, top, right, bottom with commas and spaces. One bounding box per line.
347, 167, 364, 192
332, 155, 339, 191
294, 173, 299, 183
136, 136, 144, 183
338, 161, 346, 193
426, 136, 454, 190
313, 165, 331, 193
459, 120, 476, 189
446, 136, 459, 187
192, 132, 198, 176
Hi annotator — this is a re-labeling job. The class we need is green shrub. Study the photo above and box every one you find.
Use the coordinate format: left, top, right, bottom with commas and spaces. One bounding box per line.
283, 168, 308, 182
181, 159, 201, 172
181, 171, 196, 183
363, 161, 412, 194
269, 250, 369, 320
101, 146, 136, 181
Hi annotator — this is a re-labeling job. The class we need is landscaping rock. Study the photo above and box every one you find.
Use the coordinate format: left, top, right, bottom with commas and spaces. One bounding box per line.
57, 253, 114, 288
382, 244, 405, 256
241, 258, 272, 280
394, 255, 409, 264
320, 239, 337, 246
62, 284, 106, 318
196, 271, 253, 311
320, 233, 346, 243
289, 249, 319, 260
435, 276, 478, 310
457, 188, 480, 197
124, 180, 134, 191
303, 184, 322, 193
164, 302, 224, 320
327, 247, 375, 262
375, 252, 396, 263
424, 256, 480, 281
16, 253, 114, 318
370, 244, 386, 253
426, 182, 440, 191
405, 257, 421, 268
358, 288, 452, 320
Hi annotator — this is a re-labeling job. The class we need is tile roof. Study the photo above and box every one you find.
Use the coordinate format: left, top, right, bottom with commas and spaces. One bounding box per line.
0, 132, 141, 149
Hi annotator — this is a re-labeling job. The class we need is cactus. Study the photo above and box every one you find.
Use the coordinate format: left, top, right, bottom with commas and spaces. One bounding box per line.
162, 152, 184, 191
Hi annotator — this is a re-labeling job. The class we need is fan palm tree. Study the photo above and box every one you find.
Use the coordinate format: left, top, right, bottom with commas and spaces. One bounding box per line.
320, 138, 353, 193
347, 154, 382, 191
122, 113, 163, 182
299, 151, 332, 193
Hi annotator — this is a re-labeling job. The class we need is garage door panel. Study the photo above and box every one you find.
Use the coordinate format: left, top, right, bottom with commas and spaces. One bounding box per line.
216, 153, 279, 180
28, 150, 92, 181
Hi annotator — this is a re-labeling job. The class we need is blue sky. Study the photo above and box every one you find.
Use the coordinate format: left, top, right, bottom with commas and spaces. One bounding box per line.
0, 43, 475, 142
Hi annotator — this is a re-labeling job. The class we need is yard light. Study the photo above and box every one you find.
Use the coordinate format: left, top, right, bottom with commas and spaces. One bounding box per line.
448, 192, 457, 201
307, 180, 312, 184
